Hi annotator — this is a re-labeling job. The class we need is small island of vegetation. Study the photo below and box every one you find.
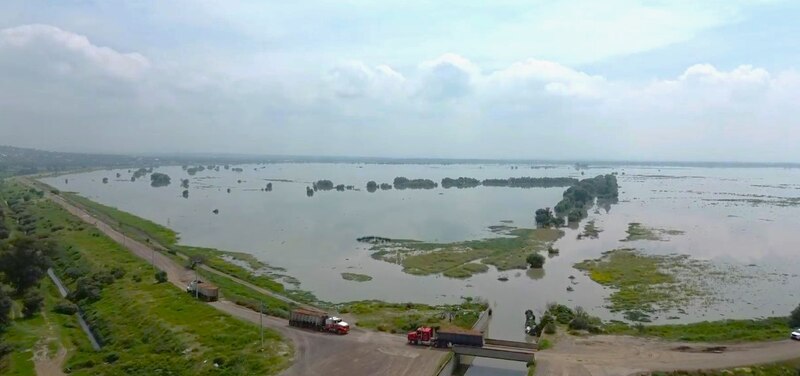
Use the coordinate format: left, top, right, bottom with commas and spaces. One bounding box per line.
150, 172, 171, 187
341, 273, 373, 282
393, 177, 437, 190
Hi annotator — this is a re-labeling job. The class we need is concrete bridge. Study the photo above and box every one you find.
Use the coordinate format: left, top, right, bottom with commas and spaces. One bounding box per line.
449, 339, 536, 372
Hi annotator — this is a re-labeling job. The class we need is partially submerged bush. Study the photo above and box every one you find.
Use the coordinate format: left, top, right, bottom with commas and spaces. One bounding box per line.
526, 253, 545, 268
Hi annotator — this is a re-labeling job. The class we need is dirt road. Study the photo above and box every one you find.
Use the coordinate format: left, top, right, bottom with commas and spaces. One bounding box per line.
536, 333, 800, 375
34, 181, 447, 376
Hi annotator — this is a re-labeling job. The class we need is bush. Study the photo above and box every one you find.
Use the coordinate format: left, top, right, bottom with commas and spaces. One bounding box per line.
104, 352, 120, 364
53, 301, 79, 315
790, 303, 800, 328
22, 291, 44, 318
526, 253, 545, 268
155, 270, 168, 283
568, 307, 601, 333
543, 322, 557, 334
546, 303, 575, 325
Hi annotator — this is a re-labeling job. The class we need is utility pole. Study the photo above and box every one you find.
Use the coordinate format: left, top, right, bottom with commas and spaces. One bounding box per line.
195, 268, 199, 300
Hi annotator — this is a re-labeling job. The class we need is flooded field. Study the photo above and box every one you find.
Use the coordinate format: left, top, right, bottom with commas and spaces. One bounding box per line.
42, 163, 800, 375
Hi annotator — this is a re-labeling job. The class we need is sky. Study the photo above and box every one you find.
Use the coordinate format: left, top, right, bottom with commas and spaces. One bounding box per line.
0, 1, 799, 162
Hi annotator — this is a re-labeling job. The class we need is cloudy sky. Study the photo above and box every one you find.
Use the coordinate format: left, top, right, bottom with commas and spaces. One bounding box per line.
1, 1, 799, 162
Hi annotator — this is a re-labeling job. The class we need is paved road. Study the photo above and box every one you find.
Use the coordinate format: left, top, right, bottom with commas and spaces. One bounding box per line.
33, 180, 446, 376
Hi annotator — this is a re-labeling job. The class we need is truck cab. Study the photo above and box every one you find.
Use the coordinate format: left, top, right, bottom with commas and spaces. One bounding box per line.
407, 327, 433, 345
325, 316, 350, 334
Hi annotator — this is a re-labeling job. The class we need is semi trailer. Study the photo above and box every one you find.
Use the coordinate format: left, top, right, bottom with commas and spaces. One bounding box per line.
407, 326, 483, 347
186, 280, 219, 301
289, 308, 350, 335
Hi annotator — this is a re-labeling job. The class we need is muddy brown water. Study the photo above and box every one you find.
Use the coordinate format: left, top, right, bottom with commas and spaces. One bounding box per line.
42, 163, 800, 375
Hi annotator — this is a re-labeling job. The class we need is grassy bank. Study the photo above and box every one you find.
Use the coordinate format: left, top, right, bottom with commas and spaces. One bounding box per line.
2, 181, 292, 375
605, 317, 790, 342
368, 227, 563, 278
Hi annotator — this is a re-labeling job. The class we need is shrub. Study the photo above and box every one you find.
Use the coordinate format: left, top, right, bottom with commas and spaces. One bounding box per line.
53, 301, 79, 315
526, 253, 545, 268
104, 352, 120, 364
790, 303, 800, 328
22, 291, 44, 318
568, 307, 601, 333
543, 322, 557, 335
546, 303, 575, 325
155, 270, 168, 284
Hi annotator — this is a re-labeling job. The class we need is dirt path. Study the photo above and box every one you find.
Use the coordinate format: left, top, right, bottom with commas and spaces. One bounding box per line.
32, 311, 67, 376
536, 333, 800, 375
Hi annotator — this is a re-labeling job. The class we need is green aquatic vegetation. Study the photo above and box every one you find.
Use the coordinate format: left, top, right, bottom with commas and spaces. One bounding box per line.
442, 263, 489, 278
579, 220, 602, 239
341, 272, 373, 282
369, 227, 563, 278
574, 249, 711, 320
622, 223, 684, 241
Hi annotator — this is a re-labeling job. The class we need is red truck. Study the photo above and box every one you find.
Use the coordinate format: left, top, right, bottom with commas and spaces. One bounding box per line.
408, 326, 483, 348
289, 308, 350, 335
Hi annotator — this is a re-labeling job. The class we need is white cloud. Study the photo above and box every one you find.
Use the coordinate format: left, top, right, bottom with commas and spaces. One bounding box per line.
0, 24, 149, 80
324, 60, 406, 98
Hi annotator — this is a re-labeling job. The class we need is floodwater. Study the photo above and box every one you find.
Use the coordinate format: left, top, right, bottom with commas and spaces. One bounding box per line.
43, 163, 800, 375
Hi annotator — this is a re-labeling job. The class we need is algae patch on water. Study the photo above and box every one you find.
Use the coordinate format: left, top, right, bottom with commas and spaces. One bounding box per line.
362, 226, 563, 278
622, 222, 684, 241
341, 272, 373, 282
578, 220, 602, 239
574, 249, 717, 321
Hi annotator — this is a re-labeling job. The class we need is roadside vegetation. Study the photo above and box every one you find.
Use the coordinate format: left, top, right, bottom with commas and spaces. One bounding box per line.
539, 302, 794, 343
0, 180, 292, 375
367, 226, 563, 278
337, 298, 487, 334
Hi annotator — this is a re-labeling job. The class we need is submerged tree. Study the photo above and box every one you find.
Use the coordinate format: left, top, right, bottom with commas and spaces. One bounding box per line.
526, 253, 545, 269
150, 173, 171, 187
366, 181, 378, 193
306, 186, 314, 197
182, 190, 189, 199
180, 179, 189, 189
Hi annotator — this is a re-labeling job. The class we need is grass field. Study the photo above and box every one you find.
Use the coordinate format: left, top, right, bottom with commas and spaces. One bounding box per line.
338, 298, 487, 334
1, 181, 292, 375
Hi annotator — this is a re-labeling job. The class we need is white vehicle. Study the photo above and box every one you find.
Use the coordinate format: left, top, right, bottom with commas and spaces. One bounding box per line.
792, 328, 800, 341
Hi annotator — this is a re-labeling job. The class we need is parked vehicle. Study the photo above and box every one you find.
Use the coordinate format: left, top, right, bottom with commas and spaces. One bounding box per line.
185, 280, 219, 301
407, 326, 483, 348
792, 328, 800, 341
289, 308, 350, 334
